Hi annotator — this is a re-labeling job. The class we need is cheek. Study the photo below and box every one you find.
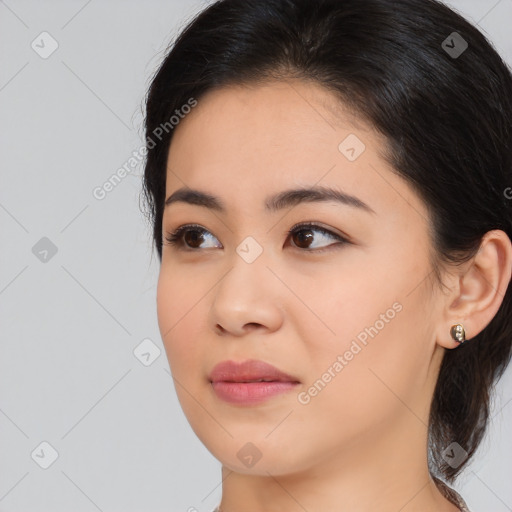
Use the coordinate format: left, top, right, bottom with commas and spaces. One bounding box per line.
299, 254, 432, 424
301, 260, 397, 362
156, 267, 208, 376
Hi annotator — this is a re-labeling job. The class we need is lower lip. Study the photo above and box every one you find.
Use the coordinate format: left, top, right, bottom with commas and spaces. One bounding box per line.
211, 381, 299, 405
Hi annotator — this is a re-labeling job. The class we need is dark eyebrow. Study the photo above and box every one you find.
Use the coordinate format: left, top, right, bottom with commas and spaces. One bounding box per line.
164, 185, 375, 215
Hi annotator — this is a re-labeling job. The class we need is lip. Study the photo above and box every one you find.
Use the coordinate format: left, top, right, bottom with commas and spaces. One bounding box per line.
209, 359, 300, 405
209, 359, 300, 383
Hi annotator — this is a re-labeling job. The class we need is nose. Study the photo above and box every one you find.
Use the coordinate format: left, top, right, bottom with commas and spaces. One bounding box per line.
208, 253, 284, 337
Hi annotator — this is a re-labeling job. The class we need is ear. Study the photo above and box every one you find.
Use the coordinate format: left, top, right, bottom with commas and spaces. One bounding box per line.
436, 229, 512, 350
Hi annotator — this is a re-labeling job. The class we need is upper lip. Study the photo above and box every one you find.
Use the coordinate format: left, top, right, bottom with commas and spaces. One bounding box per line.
209, 359, 300, 383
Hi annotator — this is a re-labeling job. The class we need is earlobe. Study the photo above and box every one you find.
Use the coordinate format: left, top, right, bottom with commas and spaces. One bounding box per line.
437, 229, 512, 350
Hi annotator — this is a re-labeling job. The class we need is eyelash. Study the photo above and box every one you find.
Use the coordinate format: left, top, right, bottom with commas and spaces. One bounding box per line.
163, 222, 350, 253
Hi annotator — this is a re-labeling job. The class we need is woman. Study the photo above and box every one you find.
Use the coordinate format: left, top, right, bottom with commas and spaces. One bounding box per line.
141, 0, 512, 510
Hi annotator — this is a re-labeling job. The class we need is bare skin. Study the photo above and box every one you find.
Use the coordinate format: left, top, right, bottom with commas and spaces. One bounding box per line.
156, 79, 512, 512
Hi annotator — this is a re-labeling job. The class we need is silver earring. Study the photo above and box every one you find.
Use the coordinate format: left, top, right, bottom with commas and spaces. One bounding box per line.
450, 323, 466, 344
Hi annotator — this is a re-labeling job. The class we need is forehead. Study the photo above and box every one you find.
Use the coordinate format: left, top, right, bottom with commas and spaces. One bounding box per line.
169, 79, 371, 153
164, 80, 425, 223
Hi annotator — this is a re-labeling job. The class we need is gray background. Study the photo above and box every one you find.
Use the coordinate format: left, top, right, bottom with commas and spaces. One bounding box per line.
0, 1, 511, 511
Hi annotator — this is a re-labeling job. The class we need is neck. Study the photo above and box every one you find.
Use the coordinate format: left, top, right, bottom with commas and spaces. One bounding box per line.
216, 412, 460, 512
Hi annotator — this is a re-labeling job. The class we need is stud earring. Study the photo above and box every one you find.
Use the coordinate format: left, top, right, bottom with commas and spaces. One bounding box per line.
450, 323, 466, 344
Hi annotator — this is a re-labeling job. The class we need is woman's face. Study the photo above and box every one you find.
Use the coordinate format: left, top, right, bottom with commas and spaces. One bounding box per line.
157, 80, 446, 475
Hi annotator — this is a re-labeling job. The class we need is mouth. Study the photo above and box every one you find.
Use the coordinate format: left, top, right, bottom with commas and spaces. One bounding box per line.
210, 380, 300, 405
225, 378, 283, 383
208, 358, 300, 384
208, 359, 300, 405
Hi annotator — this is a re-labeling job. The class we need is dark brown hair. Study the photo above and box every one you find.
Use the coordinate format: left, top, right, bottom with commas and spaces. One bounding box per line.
141, 0, 512, 484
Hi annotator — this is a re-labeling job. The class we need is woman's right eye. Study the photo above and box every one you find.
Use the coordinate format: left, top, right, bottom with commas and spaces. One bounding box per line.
164, 224, 221, 250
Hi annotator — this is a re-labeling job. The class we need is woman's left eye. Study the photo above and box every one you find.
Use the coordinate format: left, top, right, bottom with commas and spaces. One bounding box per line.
163, 223, 349, 252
